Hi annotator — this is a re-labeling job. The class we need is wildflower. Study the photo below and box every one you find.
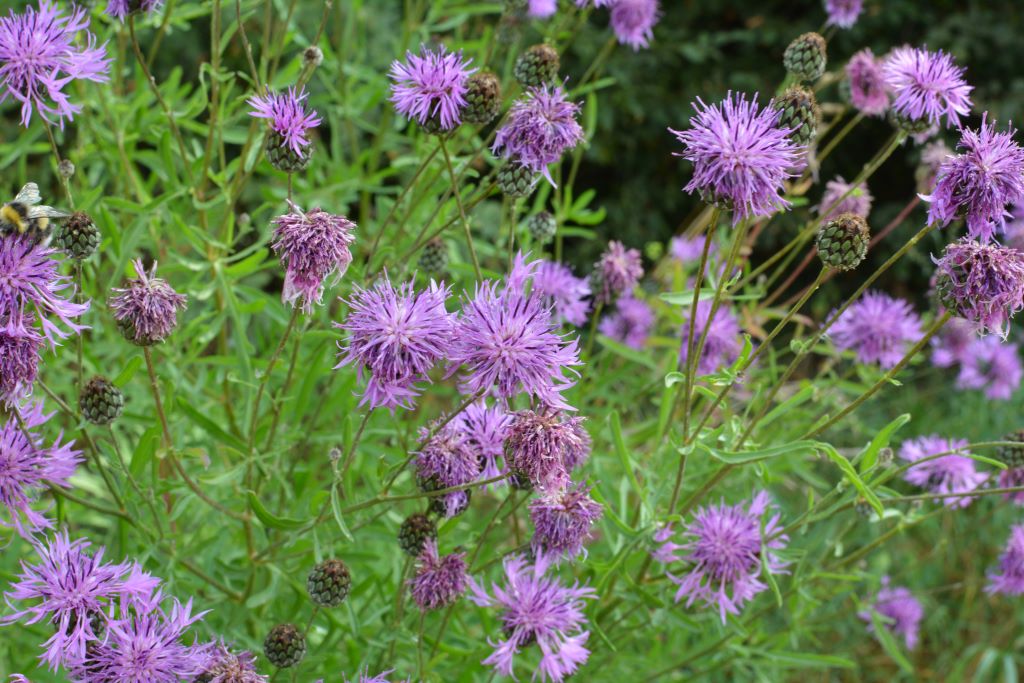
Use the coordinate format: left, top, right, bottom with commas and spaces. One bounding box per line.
925, 117, 1024, 242
0, 313, 42, 402
196, 643, 268, 683
272, 203, 356, 313
828, 291, 922, 368
0, 403, 81, 537
825, 0, 863, 28
493, 85, 584, 184
247, 87, 322, 160
592, 241, 644, 305
671, 93, 801, 224
529, 482, 603, 562
505, 409, 589, 490
532, 260, 591, 327
469, 556, 596, 682
882, 46, 972, 129
816, 175, 873, 221
987, 526, 1024, 596
658, 491, 788, 623
527, 0, 557, 18
998, 468, 1024, 506
669, 235, 716, 266
389, 46, 474, 131
0, 1, 110, 127
598, 296, 654, 349
934, 239, 1024, 338
109, 260, 187, 346
899, 435, 985, 508
858, 578, 923, 649
844, 49, 888, 116
105, 0, 163, 21
409, 539, 468, 610
609, 0, 660, 51
415, 420, 481, 518
338, 669, 409, 683
678, 299, 742, 375
335, 277, 453, 410
452, 401, 511, 481
930, 316, 980, 367
956, 336, 1021, 400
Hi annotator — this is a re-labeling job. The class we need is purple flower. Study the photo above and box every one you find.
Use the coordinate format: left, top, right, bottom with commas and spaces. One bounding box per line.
452, 400, 511, 481
248, 87, 322, 159
1005, 204, 1024, 250
337, 669, 409, 683
109, 260, 187, 346
987, 525, 1024, 596
669, 235, 716, 266
493, 85, 584, 184
197, 643, 268, 683
105, 0, 162, 21
678, 299, 742, 375
999, 467, 1024, 506
469, 556, 596, 682
844, 49, 889, 116
415, 420, 481, 517
882, 46, 972, 129
505, 410, 589, 491
934, 239, 1024, 338
930, 316, 980, 368
0, 1, 110, 127
825, 0, 863, 28
0, 403, 81, 537
858, 578, 923, 649
335, 277, 453, 411
593, 241, 644, 305
0, 312, 42, 402
899, 435, 985, 508
409, 539, 468, 610
448, 255, 582, 411
816, 175, 873, 221
657, 491, 788, 623
271, 203, 356, 313
671, 93, 801, 224
389, 45, 474, 131
527, 0, 558, 17
925, 116, 1024, 242
956, 336, 1021, 400
598, 296, 653, 349
609, 0, 660, 51
828, 291, 922, 368
529, 482, 603, 562
916, 140, 953, 194
532, 260, 591, 327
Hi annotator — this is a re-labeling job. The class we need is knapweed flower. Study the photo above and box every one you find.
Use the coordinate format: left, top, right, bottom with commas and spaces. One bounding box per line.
915, 140, 953, 194
408, 539, 468, 610
592, 241, 644, 305
469, 556, 596, 682
448, 256, 581, 410
271, 203, 356, 313
934, 239, 1024, 338
930, 315, 979, 367
828, 291, 922, 368
671, 93, 801, 224
925, 116, 1024, 242
527, 0, 557, 17
532, 260, 591, 326
415, 420, 481, 518
109, 260, 187, 346
899, 435, 985, 508
999, 467, 1024, 506
816, 176, 873, 221
0, 403, 81, 537
196, 643, 268, 683
844, 49, 889, 116
858, 578, 923, 649
335, 277, 453, 410
825, 0, 863, 28
105, 0, 163, 21
609, 0, 660, 51
247, 87, 321, 159
956, 336, 1022, 400
389, 45, 474, 131
987, 525, 1024, 596
882, 46, 972, 129
3, 531, 158, 669
598, 296, 653, 349
0, 312, 42, 401
529, 482, 603, 562
337, 669, 409, 683
453, 401, 511, 481
658, 491, 788, 623
678, 299, 742, 376
493, 85, 584, 184
505, 409, 589, 490
670, 235, 716, 266
0, 1, 110, 127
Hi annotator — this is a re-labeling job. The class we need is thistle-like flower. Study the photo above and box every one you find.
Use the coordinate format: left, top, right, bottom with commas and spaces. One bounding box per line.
671, 93, 802, 224
592, 241, 644, 305
527, 0, 557, 17
105, 0, 163, 21
844, 49, 889, 116
389, 46, 474, 131
532, 260, 592, 327
899, 435, 985, 508
529, 482, 603, 562
408, 539, 468, 610
0, 1, 110, 127
925, 116, 1024, 242
598, 296, 654, 350
493, 85, 584, 184
930, 315, 980, 368
609, 0, 660, 51
452, 401, 511, 481
669, 235, 717, 266
505, 409, 590, 490
678, 299, 742, 376
196, 643, 269, 683
828, 291, 922, 368
109, 260, 187, 346
933, 239, 1024, 338
271, 203, 356, 313
956, 336, 1021, 400
825, 0, 864, 28
858, 578, 923, 649
816, 176, 873, 221
987, 525, 1024, 596
0, 312, 42, 402
247, 87, 322, 160
415, 420, 481, 518
882, 46, 972, 129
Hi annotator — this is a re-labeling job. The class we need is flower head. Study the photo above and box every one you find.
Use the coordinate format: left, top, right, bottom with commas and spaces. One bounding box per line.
671, 93, 801, 224
1006, 204, 1024, 251
598, 296, 653, 349
196, 643, 268, 683
828, 291, 922, 368
858, 578, 923, 649
899, 435, 985, 508
0, 313, 42, 402
415, 420, 481, 517
678, 299, 742, 376
669, 235, 716, 266
493, 85, 584, 184
998, 467, 1024, 506
335, 277, 453, 410
469, 556, 596, 682
105, 0, 163, 21
882, 46, 972, 129
844, 49, 889, 116
452, 400, 511, 481
934, 238, 1024, 338
109, 260, 187, 346
930, 315, 980, 368
247, 87, 321, 159
409, 539, 468, 610
529, 482, 603, 562
532, 260, 591, 327
0, 1, 110, 127
816, 175, 873, 221
389, 46, 474, 131
593, 241, 644, 305
987, 525, 1024, 596
956, 336, 1021, 400
505, 409, 589, 491
609, 0, 660, 51
825, 0, 863, 28
527, 0, 557, 17
339, 670, 408, 683
925, 116, 1024, 242
271, 203, 356, 313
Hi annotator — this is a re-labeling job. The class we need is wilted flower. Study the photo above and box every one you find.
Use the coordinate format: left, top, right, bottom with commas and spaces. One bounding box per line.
899, 435, 985, 508
529, 482, 603, 562
415, 420, 481, 518
598, 296, 653, 349
105, 0, 163, 21
469, 556, 596, 682
828, 291, 922, 368
452, 401, 511, 481
0, 0, 110, 127
389, 45, 474, 131
247, 87, 322, 159
930, 315, 979, 368
532, 260, 592, 326
678, 299, 742, 376
505, 409, 589, 490
934, 239, 1024, 338
825, 0, 863, 28
986, 525, 1024, 596
858, 578, 923, 649
956, 336, 1022, 400
592, 241, 644, 305
609, 0, 660, 51
109, 260, 187, 346
671, 92, 801, 224
816, 175, 873, 220
408, 539, 468, 610
493, 85, 584, 184
271, 203, 356, 313
196, 643, 268, 683
882, 46, 972, 129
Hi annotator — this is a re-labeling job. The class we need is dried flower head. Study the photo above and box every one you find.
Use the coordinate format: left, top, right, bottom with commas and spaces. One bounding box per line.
493, 85, 584, 184
825, 0, 863, 28
609, 0, 660, 51
505, 409, 589, 491
272, 202, 356, 313
109, 260, 187, 346
844, 49, 889, 116
899, 435, 985, 508
197, 642, 269, 683
247, 87, 322, 160
598, 296, 654, 349
532, 260, 591, 327
828, 291, 922, 368
389, 46, 474, 131
987, 525, 1024, 596
934, 239, 1024, 338
816, 175, 873, 221
529, 482, 603, 562
409, 539, 468, 610
858, 578, 924, 649
883, 46, 973, 129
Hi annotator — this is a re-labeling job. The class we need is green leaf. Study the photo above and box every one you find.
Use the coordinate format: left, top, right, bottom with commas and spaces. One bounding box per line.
247, 491, 307, 530
609, 411, 648, 509
759, 651, 856, 669
870, 610, 914, 674
112, 356, 144, 387
330, 484, 354, 542
597, 335, 659, 370
176, 397, 248, 452
816, 442, 884, 514
693, 439, 821, 464
858, 413, 911, 473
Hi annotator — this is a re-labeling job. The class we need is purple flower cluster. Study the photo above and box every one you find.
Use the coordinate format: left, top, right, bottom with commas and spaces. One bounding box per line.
272, 203, 356, 313
845, 49, 889, 116
934, 239, 1024, 338
504, 409, 590, 491
529, 482, 603, 562
493, 85, 584, 184
858, 578, 923, 649
825, 0, 864, 28
987, 525, 1024, 596
678, 299, 742, 376
389, 46, 474, 131
598, 295, 654, 349
409, 539, 468, 610
609, 0, 661, 51
817, 176, 873, 221
532, 260, 592, 326
415, 420, 481, 517
593, 241, 644, 305
828, 291, 922, 368
109, 260, 187, 346
882, 46, 972, 129
899, 435, 985, 508
248, 87, 322, 159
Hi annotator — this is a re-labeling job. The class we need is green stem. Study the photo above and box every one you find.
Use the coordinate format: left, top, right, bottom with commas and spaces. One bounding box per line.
439, 137, 482, 279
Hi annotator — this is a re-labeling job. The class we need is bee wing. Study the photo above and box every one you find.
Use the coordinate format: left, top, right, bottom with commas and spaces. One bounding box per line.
13, 183, 42, 206
27, 206, 70, 220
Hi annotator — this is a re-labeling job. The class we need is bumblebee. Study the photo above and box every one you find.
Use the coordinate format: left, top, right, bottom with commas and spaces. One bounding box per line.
0, 183, 70, 246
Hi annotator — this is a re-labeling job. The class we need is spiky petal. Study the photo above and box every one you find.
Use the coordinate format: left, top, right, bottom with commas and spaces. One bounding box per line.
389, 46, 474, 131
248, 87, 322, 159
